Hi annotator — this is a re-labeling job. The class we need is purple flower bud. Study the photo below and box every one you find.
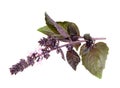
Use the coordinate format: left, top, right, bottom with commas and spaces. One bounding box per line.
44, 53, 50, 59
10, 65, 18, 75
38, 37, 47, 46
20, 59, 28, 68
27, 56, 35, 66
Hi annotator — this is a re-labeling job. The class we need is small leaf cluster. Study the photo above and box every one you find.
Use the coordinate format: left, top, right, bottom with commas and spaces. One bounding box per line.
38, 13, 109, 78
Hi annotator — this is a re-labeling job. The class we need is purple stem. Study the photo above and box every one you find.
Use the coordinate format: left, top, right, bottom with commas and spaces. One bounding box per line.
51, 37, 106, 51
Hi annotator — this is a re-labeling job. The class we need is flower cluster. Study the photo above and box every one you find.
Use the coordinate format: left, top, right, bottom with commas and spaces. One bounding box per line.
38, 36, 58, 49
9, 36, 62, 75
10, 52, 40, 75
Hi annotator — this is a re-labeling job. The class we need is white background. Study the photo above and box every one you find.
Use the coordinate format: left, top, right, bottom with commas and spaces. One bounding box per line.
0, 0, 120, 88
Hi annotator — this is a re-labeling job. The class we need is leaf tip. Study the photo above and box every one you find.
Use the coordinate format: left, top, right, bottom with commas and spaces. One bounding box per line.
96, 73, 102, 79
45, 12, 48, 16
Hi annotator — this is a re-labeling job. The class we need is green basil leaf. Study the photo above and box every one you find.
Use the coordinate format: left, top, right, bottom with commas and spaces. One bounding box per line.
37, 26, 55, 36
37, 26, 63, 38
80, 42, 109, 78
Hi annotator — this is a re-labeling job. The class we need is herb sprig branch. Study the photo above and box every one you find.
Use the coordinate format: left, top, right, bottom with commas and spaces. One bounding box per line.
9, 13, 109, 78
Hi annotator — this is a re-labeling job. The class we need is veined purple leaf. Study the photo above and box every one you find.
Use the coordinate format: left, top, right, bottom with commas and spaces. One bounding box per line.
66, 49, 80, 70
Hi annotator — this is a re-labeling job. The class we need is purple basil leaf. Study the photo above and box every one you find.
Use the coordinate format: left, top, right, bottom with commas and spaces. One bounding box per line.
67, 22, 80, 40
66, 49, 80, 70
80, 42, 109, 78
45, 13, 69, 38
